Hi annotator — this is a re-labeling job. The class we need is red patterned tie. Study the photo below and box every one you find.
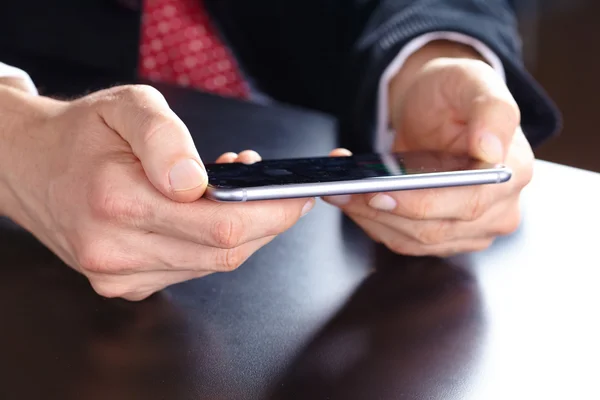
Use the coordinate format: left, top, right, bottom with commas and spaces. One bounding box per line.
138, 0, 249, 99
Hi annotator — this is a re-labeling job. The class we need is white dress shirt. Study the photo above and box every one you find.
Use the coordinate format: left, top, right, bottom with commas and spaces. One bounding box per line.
0, 32, 504, 151
0, 61, 39, 95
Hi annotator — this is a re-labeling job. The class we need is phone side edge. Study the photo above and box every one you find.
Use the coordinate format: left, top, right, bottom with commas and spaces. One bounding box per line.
496, 167, 512, 183
204, 186, 248, 202
242, 169, 510, 201
206, 167, 513, 202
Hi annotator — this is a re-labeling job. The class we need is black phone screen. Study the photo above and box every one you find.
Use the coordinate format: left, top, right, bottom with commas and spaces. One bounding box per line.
205, 152, 488, 189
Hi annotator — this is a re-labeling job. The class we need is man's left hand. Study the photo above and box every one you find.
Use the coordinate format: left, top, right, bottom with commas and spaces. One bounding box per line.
324, 42, 533, 257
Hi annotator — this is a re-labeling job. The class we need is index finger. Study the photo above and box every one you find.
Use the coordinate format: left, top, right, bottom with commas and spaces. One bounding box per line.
335, 183, 507, 222
146, 196, 315, 249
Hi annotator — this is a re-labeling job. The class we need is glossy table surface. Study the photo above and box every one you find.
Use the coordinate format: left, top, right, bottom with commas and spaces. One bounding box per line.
1, 87, 599, 400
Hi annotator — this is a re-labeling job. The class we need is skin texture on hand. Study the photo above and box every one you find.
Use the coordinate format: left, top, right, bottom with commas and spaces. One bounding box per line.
324, 41, 531, 257
0, 84, 314, 301
387, 40, 486, 130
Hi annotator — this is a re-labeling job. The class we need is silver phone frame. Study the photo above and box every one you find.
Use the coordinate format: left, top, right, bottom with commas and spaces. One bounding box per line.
204, 166, 512, 202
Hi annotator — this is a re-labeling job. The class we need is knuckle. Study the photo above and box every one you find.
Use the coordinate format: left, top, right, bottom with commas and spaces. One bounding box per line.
122, 291, 154, 302
413, 221, 450, 246
76, 240, 140, 275
89, 181, 150, 223
117, 84, 164, 102
464, 190, 488, 221
88, 274, 155, 301
138, 114, 179, 146
77, 242, 111, 274
397, 191, 435, 220
215, 247, 248, 272
112, 85, 177, 145
89, 278, 150, 300
386, 238, 409, 255
386, 237, 422, 256
89, 280, 129, 299
209, 214, 245, 249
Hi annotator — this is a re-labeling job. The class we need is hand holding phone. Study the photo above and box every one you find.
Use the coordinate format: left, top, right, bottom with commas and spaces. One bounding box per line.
204, 151, 511, 202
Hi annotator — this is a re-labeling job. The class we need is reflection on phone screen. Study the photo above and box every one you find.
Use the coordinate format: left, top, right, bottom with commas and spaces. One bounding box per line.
206, 152, 486, 189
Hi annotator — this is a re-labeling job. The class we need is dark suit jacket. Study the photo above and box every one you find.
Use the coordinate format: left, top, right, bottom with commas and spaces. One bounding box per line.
1, 0, 561, 151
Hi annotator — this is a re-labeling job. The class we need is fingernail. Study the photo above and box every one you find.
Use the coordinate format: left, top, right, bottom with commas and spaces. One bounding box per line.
368, 194, 397, 211
301, 198, 315, 217
325, 195, 351, 206
169, 159, 206, 192
239, 150, 262, 164
479, 133, 504, 162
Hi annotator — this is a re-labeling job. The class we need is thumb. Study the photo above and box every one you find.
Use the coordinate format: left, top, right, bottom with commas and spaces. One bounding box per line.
95, 85, 207, 202
465, 80, 521, 164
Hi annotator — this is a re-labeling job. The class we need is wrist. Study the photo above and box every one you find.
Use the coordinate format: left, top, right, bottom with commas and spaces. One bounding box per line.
0, 86, 26, 217
388, 40, 486, 128
0, 86, 64, 219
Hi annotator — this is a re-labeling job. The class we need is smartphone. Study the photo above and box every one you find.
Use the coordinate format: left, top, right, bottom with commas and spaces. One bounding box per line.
204, 151, 511, 202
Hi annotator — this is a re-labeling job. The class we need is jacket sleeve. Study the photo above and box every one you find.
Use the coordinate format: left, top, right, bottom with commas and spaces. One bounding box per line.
337, 0, 562, 152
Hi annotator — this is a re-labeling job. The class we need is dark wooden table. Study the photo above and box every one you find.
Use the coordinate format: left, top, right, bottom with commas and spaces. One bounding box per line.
1, 86, 599, 400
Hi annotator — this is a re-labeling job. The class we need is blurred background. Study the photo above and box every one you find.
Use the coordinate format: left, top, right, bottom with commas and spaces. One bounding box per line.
517, 0, 599, 172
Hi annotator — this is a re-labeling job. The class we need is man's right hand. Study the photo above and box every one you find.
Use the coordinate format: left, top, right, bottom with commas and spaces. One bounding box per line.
0, 84, 314, 301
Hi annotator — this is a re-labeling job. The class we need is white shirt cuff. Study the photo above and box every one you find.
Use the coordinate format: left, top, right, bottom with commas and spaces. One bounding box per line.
375, 31, 506, 153
0, 62, 38, 95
